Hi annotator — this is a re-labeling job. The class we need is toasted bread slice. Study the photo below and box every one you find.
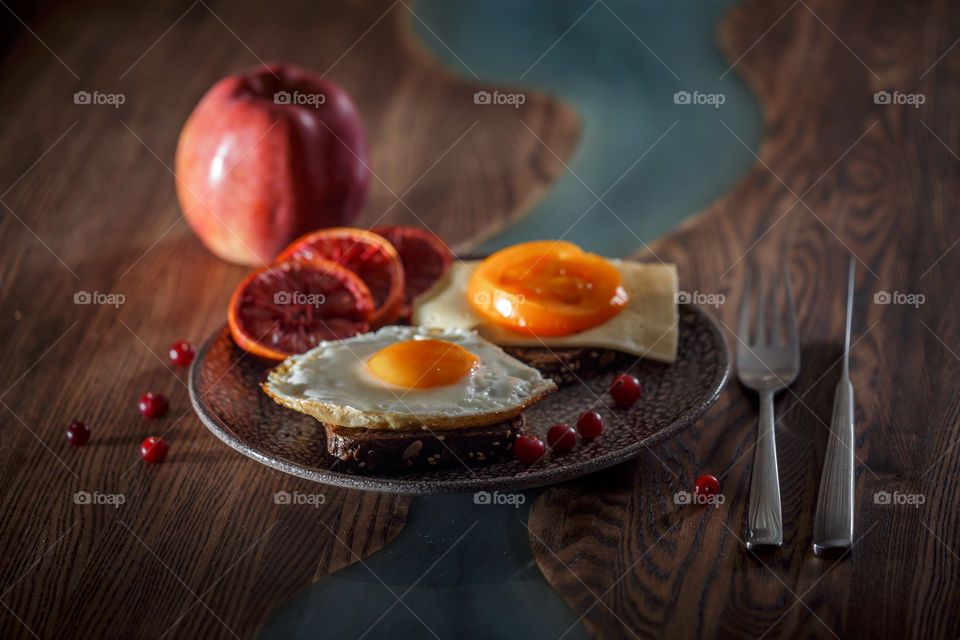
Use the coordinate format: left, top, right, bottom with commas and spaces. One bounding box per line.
502, 346, 635, 386
326, 415, 525, 472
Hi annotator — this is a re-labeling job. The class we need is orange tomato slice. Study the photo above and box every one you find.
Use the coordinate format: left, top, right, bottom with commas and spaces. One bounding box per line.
467, 241, 627, 336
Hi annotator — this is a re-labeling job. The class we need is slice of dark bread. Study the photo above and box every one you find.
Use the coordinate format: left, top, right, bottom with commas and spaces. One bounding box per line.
502, 346, 633, 386
325, 414, 525, 473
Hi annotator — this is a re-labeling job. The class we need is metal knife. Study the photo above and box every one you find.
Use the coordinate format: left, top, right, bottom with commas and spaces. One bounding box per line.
812, 258, 856, 556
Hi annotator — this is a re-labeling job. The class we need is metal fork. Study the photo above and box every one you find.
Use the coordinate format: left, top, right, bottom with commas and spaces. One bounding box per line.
737, 268, 800, 549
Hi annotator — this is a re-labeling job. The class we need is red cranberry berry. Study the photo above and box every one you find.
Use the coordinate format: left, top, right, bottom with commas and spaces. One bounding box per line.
140, 436, 168, 463
694, 475, 720, 498
576, 411, 604, 440
514, 435, 546, 464
609, 374, 642, 407
546, 424, 577, 452
169, 341, 196, 367
66, 421, 91, 447
138, 392, 169, 418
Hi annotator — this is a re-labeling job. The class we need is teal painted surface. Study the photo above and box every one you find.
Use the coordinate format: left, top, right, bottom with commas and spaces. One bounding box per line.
260, 491, 592, 640
412, 0, 761, 257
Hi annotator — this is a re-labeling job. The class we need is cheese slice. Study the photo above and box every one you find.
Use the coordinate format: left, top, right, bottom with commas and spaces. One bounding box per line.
412, 259, 679, 363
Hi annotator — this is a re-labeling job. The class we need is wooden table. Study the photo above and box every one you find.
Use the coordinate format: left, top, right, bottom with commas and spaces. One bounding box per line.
2, 0, 958, 638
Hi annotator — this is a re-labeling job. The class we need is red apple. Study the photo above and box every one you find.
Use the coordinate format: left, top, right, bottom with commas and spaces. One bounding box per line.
175, 63, 370, 265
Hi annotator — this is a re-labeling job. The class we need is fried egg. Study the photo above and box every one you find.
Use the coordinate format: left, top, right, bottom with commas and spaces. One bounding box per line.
412, 259, 679, 363
263, 326, 556, 431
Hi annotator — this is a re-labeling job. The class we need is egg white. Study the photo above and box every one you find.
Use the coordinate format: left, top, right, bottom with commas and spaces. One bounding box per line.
263, 326, 557, 430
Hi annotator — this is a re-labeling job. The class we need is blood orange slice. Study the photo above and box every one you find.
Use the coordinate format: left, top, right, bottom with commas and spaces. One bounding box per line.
228, 257, 374, 361
276, 228, 404, 327
370, 225, 454, 314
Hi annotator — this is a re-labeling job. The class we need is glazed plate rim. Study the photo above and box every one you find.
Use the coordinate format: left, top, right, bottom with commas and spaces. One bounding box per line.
189, 304, 730, 494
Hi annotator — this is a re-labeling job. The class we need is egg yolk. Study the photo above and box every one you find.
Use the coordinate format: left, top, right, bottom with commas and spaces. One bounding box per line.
367, 339, 479, 389
467, 241, 628, 336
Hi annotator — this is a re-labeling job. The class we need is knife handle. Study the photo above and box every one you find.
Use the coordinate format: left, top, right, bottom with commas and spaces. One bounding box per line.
812, 378, 855, 555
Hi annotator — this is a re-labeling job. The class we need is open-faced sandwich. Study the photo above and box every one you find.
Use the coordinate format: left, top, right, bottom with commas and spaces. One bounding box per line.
412, 240, 679, 384
226, 227, 679, 473
263, 326, 556, 471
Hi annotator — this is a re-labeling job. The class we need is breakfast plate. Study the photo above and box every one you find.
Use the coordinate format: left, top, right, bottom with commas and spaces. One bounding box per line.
189, 303, 730, 494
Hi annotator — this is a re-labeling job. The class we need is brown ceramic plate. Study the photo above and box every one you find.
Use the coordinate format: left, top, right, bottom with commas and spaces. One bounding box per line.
189, 304, 729, 494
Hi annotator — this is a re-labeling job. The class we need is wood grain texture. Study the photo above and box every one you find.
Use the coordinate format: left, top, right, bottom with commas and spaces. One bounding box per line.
528, 0, 960, 638
0, 0, 578, 637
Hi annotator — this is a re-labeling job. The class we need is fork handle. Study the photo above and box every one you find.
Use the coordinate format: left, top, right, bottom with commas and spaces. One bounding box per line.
811, 378, 855, 555
746, 390, 783, 548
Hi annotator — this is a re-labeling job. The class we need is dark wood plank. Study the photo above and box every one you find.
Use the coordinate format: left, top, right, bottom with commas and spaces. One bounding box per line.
529, 0, 960, 638
0, 0, 578, 637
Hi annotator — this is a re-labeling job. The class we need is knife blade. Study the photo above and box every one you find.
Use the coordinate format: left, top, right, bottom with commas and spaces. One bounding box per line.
812, 257, 856, 556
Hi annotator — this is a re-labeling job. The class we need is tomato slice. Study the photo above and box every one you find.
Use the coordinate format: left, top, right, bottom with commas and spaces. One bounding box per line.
467, 241, 627, 336
276, 228, 404, 327
228, 257, 374, 361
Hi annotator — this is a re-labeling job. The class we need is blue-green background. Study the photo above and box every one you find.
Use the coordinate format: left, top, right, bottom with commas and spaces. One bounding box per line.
413, 0, 760, 257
